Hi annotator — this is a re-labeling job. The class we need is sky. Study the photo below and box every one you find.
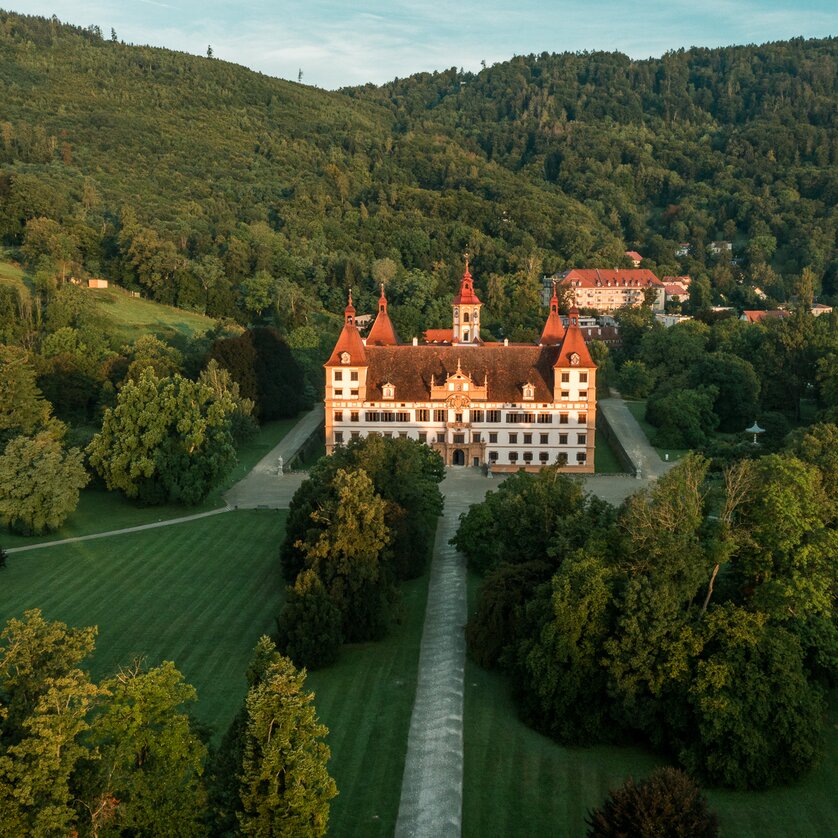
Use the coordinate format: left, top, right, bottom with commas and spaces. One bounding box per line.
7, 1, 837, 88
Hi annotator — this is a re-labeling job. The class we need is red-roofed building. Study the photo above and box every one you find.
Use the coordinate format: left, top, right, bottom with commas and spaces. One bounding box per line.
625, 250, 643, 267
740, 309, 791, 324
324, 261, 597, 472
559, 268, 665, 313
664, 283, 690, 303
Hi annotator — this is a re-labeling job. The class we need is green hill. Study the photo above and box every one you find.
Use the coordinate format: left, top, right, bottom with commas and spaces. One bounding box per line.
0, 254, 213, 341
0, 10, 836, 333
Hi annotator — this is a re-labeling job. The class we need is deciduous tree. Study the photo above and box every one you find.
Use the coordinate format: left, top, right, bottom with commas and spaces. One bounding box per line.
0, 431, 88, 534
87, 368, 237, 505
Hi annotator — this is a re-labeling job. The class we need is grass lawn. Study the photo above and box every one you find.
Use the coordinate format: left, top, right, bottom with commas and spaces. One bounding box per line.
306, 568, 430, 837
624, 399, 689, 461
462, 570, 838, 837
594, 432, 625, 473
0, 258, 211, 342
0, 256, 29, 292
88, 284, 215, 343
0, 416, 299, 549
0, 510, 287, 738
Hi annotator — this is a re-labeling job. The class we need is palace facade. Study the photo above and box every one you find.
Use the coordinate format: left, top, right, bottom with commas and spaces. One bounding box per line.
324, 263, 597, 473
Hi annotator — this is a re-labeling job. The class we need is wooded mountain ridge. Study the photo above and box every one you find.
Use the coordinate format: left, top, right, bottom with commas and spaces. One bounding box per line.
0, 10, 836, 332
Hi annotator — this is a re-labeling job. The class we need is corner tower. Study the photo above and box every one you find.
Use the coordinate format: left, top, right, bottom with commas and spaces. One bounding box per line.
452, 255, 482, 343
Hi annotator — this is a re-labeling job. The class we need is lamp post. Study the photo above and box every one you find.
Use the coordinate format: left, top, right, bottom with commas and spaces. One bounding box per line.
745, 421, 765, 446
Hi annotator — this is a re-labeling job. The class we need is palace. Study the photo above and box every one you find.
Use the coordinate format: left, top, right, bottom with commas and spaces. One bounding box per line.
324, 261, 596, 472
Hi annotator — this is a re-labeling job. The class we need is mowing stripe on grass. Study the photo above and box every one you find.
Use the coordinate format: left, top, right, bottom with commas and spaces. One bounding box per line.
0, 510, 286, 738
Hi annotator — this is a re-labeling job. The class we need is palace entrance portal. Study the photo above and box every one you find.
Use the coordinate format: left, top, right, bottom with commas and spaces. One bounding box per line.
452, 448, 465, 466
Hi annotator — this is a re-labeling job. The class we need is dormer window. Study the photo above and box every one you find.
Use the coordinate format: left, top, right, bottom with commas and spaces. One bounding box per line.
340, 352, 350, 365
570, 352, 580, 366
382, 383, 395, 400
523, 383, 535, 401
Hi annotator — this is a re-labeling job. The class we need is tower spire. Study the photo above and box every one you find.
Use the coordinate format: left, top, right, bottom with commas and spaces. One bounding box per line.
452, 254, 482, 343
367, 282, 399, 345
344, 288, 356, 325
539, 277, 565, 345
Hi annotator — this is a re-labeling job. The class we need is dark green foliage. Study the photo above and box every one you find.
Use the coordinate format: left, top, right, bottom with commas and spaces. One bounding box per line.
249, 326, 311, 419
290, 467, 392, 643
687, 353, 761, 432
788, 422, 838, 519
646, 385, 719, 448
87, 369, 237, 505
451, 468, 606, 575
277, 570, 344, 670
680, 606, 824, 789
282, 435, 444, 583
617, 359, 655, 398
0, 611, 207, 835
465, 560, 551, 669
461, 454, 833, 789
3, 11, 836, 356
210, 327, 309, 421
279, 436, 443, 660
511, 549, 616, 744
237, 639, 337, 837
586, 767, 719, 838
734, 455, 835, 621
206, 708, 246, 836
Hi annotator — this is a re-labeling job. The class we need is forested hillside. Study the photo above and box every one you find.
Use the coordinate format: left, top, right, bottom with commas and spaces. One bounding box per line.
0, 10, 623, 339
0, 11, 836, 336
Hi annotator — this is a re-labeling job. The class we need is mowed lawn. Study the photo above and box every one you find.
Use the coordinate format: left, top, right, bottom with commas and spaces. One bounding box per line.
462, 571, 838, 837
306, 569, 431, 838
0, 510, 287, 738
0, 417, 298, 549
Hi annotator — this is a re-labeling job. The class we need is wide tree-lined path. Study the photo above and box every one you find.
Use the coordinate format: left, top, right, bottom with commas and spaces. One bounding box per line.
395, 469, 495, 838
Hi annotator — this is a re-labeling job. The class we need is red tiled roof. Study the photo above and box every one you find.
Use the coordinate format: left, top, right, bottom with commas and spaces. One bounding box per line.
741, 309, 790, 323
366, 286, 399, 346
662, 275, 692, 286
562, 268, 663, 288
625, 250, 643, 262
325, 292, 367, 366
424, 328, 454, 343
364, 345, 563, 402
664, 284, 689, 295
540, 284, 565, 345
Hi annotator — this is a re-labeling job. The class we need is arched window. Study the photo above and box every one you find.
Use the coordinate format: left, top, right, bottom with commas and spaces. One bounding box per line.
463, 311, 470, 323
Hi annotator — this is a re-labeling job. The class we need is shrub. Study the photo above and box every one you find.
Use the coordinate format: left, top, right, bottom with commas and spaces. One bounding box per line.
586, 767, 718, 838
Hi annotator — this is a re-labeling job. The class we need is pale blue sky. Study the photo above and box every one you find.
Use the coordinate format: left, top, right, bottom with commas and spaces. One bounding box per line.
8, 1, 837, 88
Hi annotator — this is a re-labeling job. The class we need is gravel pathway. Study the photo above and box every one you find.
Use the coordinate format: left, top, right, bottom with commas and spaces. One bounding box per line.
223, 404, 323, 509
395, 470, 493, 838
